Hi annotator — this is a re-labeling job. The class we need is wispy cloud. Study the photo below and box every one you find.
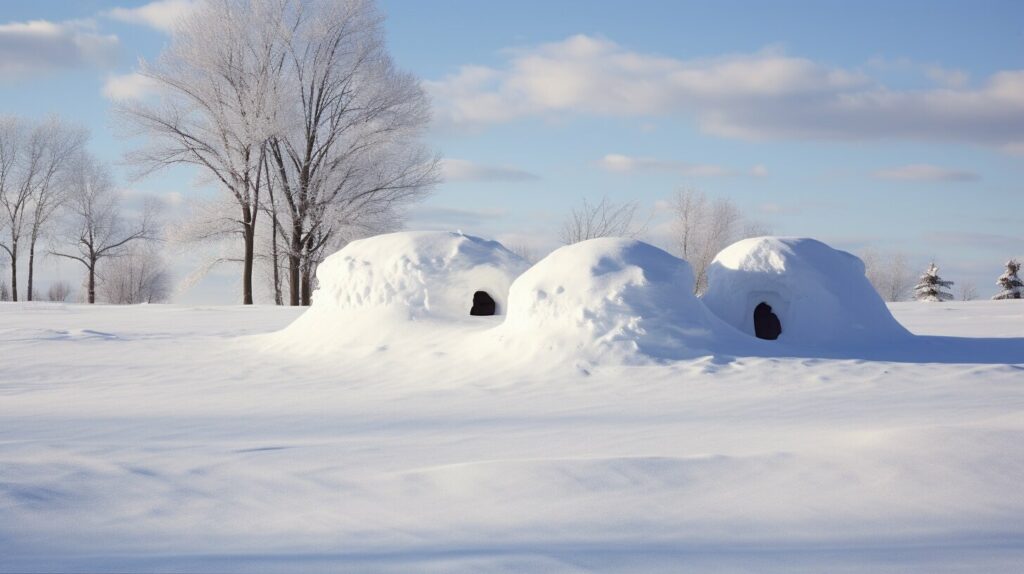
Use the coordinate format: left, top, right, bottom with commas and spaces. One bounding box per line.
926, 65, 969, 88
102, 72, 158, 100
427, 34, 1024, 150
440, 159, 539, 183
107, 0, 196, 33
0, 19, 118, 77
872, 164, 979, 182
409, 206, 510, 229
597, 153, 765, 177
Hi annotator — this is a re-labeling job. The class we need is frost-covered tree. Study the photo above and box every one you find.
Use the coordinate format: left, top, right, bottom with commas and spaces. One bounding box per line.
913, 262, 954, 302
0, 116, 87, 301
265, 0, 437, 306
669, 188, 768, 294
0, 278, 8, 301
860, 249, 914, 302
122, 0, 436, 306
47, 280, 72, 302
118, 0, 286, 304
993, 259, 1023, 300
99, 245, 171, 304
957, 281, 978, 301
51, 154, 158, 304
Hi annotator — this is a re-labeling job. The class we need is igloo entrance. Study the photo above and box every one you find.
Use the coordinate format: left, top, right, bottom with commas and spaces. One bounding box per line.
470, 291, 496, 316
753, 302, 781, 340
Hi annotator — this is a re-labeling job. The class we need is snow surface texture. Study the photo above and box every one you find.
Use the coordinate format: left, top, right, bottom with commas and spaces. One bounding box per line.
703, 237, 911, 348
496, 237, 743, 364
1, 301, 1023, 573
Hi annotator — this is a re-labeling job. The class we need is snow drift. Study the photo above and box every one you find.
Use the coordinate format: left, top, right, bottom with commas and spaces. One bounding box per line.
702, 237, 911, 348
496, 237, 737, 364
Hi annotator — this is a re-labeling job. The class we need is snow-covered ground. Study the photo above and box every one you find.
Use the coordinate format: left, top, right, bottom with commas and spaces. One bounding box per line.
2, 301, 1023, 573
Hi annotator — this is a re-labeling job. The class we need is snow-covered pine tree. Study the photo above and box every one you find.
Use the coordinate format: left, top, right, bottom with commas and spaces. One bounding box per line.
913, 262, 954, 302
992, 259, 1023, 300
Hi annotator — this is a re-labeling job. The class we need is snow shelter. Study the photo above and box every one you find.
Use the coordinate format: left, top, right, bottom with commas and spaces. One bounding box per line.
308, 231, 529, 320
701, 237, 910, 347
498, 237, 736, 362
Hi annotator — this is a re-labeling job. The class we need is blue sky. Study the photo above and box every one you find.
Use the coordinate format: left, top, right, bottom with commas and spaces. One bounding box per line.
1, 0, 1022, 302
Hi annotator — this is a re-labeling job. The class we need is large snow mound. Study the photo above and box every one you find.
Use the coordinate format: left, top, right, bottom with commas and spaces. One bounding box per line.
497, 238, 737, 363
702, 237, 910, 347
311, 230, 529, 320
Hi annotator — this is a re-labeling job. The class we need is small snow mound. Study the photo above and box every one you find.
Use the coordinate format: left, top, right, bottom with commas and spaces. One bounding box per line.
312, 231, 529, 320
497, 238, 733, 363
703, 237, 910, 347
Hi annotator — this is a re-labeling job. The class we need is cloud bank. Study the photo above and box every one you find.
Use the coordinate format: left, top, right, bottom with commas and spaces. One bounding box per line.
0, 19, 118, 77
428, 35, 1024, 149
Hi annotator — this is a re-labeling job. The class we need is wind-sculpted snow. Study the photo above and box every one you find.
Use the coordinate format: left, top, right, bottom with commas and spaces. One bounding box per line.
703, 237, 911, 348
1, 302, 1023, 572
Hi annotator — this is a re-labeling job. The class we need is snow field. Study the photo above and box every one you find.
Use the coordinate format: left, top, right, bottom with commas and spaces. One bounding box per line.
1, 300, 1023, 572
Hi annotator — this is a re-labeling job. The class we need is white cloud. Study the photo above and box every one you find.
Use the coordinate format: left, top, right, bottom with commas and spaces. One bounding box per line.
103, 72, 158, 100
107, 0, 197, 33
926, 66, 969, 88
872, 164, 979, 182
0, 19, 118, 77
597, 153, 760, 178
428, 35, 1024, 149
441, 159, 539, 183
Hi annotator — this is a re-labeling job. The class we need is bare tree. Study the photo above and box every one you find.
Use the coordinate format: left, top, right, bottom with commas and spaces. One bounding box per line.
957, 281, 978, 301
266, 0, 438, 306
504, 242, 540, 264
0, 116, 87, 302
51, 154, 158, 303
99, 246, 171, 304
26, 118, 88, 301
668, 188, 761, 294
0, 278, 8, 301
560, 196, 646, 245
118, 0, 286, 304
861, 249, 914, 302
47, 280, 72, 302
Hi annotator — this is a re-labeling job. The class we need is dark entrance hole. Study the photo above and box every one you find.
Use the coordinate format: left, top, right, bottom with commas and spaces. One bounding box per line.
753, 302, 781, 340
470, 291, 496, 316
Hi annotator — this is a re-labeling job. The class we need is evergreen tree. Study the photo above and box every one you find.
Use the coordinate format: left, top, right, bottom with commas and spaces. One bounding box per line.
993, 259, 1024, 300
913, 262, 954, 302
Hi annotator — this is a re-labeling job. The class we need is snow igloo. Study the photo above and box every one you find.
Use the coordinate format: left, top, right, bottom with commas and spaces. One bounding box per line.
497, 237, 734, 363
702, 237, 910, 347
310, 231, 529, 320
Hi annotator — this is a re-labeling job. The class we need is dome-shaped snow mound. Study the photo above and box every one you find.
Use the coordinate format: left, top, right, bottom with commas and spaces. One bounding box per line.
312, 231, 529, 320
497, 238, 734, 363
702, 237, 910, 347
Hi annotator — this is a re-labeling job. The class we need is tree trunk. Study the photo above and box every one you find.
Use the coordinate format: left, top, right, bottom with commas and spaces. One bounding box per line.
271, 213, 282, 306
301, 266, 312, 306
27, 236, 36, 302
243, 224, 255, 306
288, 228, 301, 306
241, 206, 255, 305
87, 261, 96, 304
9, 247, 17, 302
